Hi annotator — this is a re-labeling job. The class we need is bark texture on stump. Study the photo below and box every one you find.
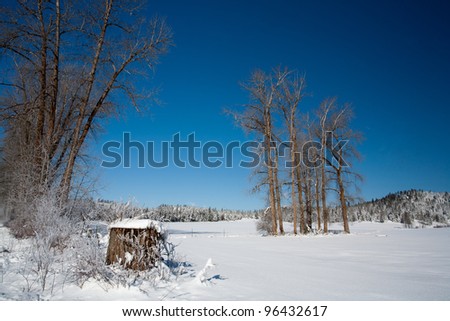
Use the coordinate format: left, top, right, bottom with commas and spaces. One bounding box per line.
106, 226, 162, 270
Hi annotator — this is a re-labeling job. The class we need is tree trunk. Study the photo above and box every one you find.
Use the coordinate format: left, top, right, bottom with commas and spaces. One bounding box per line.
295, 161, 306, 234
106, 226, 162, 270
36, 0, 48, 184
337, 168, 350, 233
305, 169, 313, 230
321, 157, 328, 233
46, 0, 60, 162
315, 168, 321, 231
290, 124, 298, 235
265, 138, 278, 235
60, 0, 113, 202
274, 150, 284, 235
291, 162, 297, 235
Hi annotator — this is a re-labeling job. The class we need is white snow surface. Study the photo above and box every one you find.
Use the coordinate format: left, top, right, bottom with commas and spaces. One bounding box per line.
109, 219, 164, 233
1, 219, 450, 300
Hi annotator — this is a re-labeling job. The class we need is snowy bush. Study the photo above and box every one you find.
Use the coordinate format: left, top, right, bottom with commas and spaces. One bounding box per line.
256, 207, 274, 235
20, 192, 73, 292
401, 212, 413, 228
69, 233, 112, 287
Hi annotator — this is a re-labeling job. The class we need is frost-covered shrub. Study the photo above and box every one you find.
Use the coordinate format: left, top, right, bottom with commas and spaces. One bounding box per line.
33, 194, 73, 247
7, 187, 73, 240
256, 208, 273, 235
2, 191, 75, 293
27, 192, 73, 291
69, 233, 112, 287
401, 212, 413, 228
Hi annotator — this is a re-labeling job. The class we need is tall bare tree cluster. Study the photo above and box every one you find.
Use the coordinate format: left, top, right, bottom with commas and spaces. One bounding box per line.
0, 0, 172, 236
232, 67, 362, 235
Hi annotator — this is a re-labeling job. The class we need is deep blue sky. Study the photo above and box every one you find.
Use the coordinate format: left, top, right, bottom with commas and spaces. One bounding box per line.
94, 0, 450, 209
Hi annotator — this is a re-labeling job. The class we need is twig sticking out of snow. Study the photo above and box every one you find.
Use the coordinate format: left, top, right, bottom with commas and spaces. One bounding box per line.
195, 258, 215, 285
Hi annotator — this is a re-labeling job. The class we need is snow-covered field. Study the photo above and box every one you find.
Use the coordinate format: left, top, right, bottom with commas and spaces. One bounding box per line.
1, 219, 449, 300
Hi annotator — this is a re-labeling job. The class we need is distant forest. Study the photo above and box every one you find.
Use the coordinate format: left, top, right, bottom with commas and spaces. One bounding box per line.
94, 189, 449, 227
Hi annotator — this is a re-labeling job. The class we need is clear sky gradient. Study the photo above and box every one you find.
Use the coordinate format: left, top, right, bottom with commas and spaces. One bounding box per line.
93, 0, 450, 210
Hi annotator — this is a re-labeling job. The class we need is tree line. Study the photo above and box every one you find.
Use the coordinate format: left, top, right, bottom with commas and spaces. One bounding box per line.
229, 67, 362, 235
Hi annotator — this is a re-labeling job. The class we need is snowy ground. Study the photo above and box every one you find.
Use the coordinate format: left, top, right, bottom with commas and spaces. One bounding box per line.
1, 219, 449, 300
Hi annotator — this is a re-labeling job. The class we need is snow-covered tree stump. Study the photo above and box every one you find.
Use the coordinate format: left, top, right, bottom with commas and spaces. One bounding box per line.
106, 220, 163, 271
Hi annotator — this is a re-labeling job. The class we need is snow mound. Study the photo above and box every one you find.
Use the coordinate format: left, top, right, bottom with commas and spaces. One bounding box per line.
109, 219, 164, 233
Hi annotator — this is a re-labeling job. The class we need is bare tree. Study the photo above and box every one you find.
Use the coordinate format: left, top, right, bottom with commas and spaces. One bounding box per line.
315, 99, 334, 233
277, 69, 306, 234
273, 148, 284, 234
229, 69, 289, 235
324, 102, 362, 233
0, 0, 173, 225
314, 165, 322, 231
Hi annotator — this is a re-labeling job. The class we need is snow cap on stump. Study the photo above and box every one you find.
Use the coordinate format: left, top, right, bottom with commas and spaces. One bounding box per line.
106, 219, 165, 271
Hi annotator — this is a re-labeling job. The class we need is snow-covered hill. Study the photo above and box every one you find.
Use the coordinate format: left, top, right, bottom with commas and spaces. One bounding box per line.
344, 190, 450, 225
